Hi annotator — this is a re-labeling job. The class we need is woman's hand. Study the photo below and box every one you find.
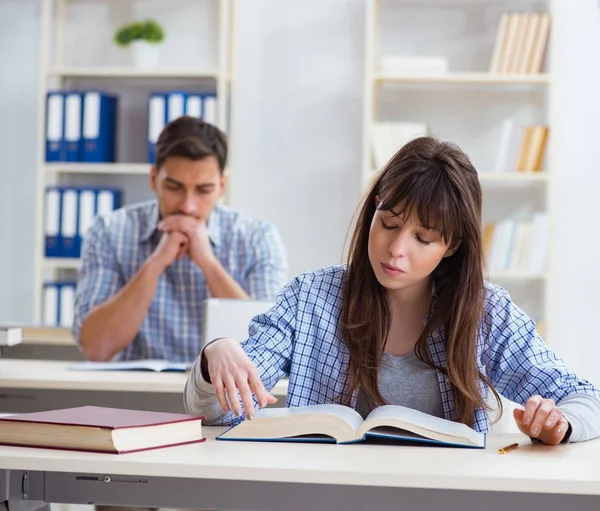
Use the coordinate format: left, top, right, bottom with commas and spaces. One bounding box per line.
513, 395, 569, 445
204, 338, 277, 419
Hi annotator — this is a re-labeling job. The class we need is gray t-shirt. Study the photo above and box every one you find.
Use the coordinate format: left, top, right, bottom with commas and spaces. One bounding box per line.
355, 351, 445, 419
353, 351, 600, 443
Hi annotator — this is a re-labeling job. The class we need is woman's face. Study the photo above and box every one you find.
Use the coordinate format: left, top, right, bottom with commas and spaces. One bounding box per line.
368, 206, 456, 295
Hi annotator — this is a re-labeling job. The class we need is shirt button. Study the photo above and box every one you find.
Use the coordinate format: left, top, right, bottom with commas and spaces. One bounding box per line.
179, 285, 185, 292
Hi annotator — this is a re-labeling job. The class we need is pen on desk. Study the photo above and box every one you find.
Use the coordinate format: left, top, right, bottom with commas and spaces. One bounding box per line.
498, 442, 519, 454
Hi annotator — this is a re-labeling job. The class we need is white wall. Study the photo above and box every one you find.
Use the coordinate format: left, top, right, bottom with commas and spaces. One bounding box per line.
0, 0, 599, 391
0, 0, 40, 323
551, 0, 600, 384
231, 0, 364, 276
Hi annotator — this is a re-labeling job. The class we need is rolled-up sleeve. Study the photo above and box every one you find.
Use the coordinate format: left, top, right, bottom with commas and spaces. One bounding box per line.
184, 275, 298, 426
72, 217, 123, 344
481, 285, 600, 441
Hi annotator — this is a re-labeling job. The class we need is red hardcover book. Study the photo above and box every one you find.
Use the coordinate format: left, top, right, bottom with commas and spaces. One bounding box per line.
0, 406, 205, 454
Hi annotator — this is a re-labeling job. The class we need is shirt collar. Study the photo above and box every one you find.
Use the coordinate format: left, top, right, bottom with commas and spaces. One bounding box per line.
206, 205, 222, 248
422, 280, 439, 326
140, 201, 160, 242
139, 200, 222, 248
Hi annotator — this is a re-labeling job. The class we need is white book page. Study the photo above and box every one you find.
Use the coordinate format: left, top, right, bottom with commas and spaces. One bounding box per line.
255, 404, 364, 432
362, 405, 483, 446
69, 360, 189, 372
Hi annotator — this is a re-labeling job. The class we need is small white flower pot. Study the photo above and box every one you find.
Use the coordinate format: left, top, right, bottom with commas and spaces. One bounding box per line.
130, 41, 160, 69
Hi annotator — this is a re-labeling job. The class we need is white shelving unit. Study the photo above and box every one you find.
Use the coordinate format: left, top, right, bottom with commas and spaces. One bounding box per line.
362, 0, 555, 339
33, 0, 237, 324
374, 72, 551, 85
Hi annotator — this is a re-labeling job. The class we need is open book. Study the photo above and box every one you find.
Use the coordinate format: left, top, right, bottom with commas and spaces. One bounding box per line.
68, 359, 190, 373
217, 404, 485, 448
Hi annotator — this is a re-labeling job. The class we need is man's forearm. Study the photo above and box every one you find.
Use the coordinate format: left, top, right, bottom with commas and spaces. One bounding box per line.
79, 257, 165, 361
201, 258, 249, 299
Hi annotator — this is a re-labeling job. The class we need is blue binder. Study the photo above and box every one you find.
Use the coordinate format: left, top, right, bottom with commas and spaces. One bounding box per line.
59, 187, 80, 258
82, 92, 118, 163
166, 91, 187, 123
74, 187, 122, 259
42, 282, 60, 326
57, 281, 77, 328
202, 93, 218, 126
45, 91, 65, 162
75, 188, 96, 260
42, 281, 77, 327
64, 91, 84, 162
95, 188, 122, 217
44, 187, 62, 258
148, 92, 167, 164
185, 93, 203, 118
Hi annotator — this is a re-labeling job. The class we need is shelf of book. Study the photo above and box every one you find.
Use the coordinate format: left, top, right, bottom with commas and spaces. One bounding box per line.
43, 258, 80, 271
375, 73, 551, 85
48, 67, 225, 80
45, 163, 151, 175
488, 271, 547, 281
477, 172, 549, 182
362, 0, 554, 334
34, 0, 237, 325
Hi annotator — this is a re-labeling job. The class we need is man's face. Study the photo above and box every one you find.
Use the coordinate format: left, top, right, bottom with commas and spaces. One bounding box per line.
150, 155, 226, 221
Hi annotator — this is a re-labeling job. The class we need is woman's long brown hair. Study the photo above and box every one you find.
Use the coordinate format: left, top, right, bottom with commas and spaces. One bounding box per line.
340, 136, 500, 426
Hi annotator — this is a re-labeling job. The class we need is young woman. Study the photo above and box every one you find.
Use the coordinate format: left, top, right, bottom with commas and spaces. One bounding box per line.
184, 137, 600, 445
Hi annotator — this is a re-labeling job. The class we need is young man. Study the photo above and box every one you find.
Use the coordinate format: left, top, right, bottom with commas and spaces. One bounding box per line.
73, 116, 288, 363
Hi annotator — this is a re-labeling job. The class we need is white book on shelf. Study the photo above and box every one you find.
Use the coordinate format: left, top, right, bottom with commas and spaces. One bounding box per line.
496, 219, 517, 271
498, 13, 520, 74
494, 119, 515, 172
508, 14, 528, 74
487, 220, 503, 271
529, 212, 549, 273
489, 13, 510, 73
494, 120, 526, 172
528, 13, 551, 73
517, 14, 540, 74
509, 220, 533, 272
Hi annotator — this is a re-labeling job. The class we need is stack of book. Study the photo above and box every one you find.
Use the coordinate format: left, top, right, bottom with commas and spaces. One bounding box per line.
494, 120, 549, 173
489, 12, 551, 74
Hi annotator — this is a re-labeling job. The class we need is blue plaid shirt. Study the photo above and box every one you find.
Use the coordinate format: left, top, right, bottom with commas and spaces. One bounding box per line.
73, 200, 287, 362
220, 265, 599, 432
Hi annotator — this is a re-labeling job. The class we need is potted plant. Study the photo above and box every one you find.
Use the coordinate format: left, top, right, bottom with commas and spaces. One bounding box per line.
114, 20, 165, 68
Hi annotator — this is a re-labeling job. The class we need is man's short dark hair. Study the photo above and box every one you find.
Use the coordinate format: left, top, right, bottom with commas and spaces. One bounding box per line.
154, 115, 228, 173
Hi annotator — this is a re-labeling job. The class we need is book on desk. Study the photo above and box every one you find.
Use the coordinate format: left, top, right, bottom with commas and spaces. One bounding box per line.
0, 325, 23, 347
217, 403, 485, 448
68, 359, 191, 373
0, 406, 205, 454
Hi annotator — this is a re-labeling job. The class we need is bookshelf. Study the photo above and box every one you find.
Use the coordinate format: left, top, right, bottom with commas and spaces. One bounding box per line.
362, 0, 554, 339
33, 0, 237, 325
374, 72, 551, 85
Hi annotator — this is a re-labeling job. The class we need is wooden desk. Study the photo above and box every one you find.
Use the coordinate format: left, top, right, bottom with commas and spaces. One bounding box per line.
21, 327, 74, 346
0, 359, 289, 414
2, 327, 82, 362
0, 430, 598, 511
